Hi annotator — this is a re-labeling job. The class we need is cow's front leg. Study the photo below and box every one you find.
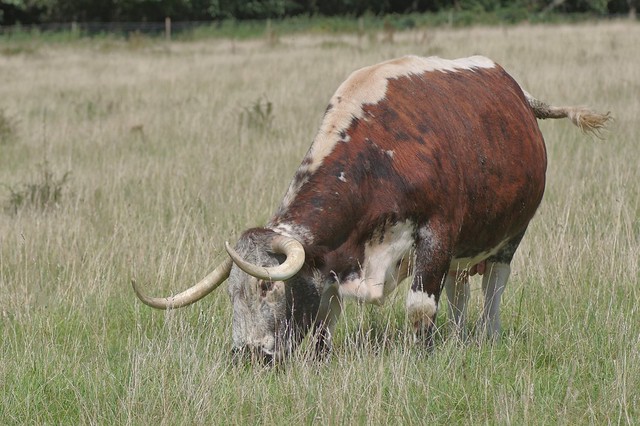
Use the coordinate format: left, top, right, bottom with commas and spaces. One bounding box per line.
406, 226, 451, 348
312, 283, 342, 357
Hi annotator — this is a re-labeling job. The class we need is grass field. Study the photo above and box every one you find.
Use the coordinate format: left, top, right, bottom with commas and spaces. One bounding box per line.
1, 21, 638, 424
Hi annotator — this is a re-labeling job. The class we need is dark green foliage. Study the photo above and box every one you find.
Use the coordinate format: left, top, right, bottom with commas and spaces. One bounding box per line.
1, 0, 634, 26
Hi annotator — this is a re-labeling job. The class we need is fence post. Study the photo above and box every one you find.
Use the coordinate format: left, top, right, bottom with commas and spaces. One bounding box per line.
165, 17, 171, 41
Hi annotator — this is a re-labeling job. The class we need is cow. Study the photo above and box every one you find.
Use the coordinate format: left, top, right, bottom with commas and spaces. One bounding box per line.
132, 55, 609, 363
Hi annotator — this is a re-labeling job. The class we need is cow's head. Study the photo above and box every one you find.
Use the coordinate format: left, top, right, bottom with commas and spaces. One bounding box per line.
132, 228, 319, 364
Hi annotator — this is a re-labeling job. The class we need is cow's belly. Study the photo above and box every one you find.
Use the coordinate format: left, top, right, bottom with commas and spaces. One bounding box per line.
333, 216, 512, 303
449, 238, 509, 272
337, 232, 509, 303
338, 220, 415, 305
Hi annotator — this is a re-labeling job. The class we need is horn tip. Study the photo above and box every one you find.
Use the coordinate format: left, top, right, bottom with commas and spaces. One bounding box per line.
224, 241, 234, 256
131, 277, 143, 298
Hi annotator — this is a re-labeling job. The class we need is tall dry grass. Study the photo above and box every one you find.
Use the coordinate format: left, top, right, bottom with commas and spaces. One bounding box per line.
0, 22, 638, 424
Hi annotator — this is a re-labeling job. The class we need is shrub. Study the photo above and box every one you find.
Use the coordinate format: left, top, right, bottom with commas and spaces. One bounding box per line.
4, 161, 71, 214
239, 96, 274, 130
0, 108, 18, 145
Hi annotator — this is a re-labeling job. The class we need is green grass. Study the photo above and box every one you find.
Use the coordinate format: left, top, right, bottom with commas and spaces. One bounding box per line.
1, 22, 638, 424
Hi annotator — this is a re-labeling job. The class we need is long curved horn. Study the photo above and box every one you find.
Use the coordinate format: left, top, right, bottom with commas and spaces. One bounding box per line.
132, 258, 233, 309
225, 235, 305, 281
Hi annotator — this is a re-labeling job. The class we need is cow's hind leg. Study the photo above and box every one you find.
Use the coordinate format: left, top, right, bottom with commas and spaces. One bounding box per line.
445, 271, 470, 341
480, 231, 525, 340
481, 262, 510, 339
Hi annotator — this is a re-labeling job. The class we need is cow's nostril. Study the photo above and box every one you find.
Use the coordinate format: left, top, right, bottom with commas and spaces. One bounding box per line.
261, 350, 274, 366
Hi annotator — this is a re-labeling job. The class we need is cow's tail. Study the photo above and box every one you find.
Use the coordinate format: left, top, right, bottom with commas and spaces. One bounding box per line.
522, 90, 611, 136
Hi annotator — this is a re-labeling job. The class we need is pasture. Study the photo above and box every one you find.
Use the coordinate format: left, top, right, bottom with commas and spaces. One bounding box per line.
1, 21, 638, 424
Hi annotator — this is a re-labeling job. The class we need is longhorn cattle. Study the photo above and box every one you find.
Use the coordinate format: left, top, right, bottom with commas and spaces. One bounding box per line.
132, 55, 609, 362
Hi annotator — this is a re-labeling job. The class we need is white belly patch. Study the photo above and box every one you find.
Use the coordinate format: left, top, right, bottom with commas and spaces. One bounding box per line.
337, 220, 415, 305
333, 220, 509, 304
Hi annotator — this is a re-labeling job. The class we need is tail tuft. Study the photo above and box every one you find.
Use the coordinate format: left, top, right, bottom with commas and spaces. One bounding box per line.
565, 108, 611, 136
523, 91, 611, 137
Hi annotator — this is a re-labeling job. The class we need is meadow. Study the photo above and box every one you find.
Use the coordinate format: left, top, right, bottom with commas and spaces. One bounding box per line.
1, 21, 638, 424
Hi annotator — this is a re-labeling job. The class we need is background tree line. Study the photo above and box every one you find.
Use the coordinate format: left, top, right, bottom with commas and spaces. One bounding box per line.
1, 0, 637, 25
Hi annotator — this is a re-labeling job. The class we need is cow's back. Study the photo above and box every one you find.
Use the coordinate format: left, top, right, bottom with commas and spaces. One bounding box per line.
272, 56, 546, 265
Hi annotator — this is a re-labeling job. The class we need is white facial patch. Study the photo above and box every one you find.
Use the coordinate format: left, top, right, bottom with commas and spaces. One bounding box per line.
280, 55, 496, 209
338, 220, 415, 304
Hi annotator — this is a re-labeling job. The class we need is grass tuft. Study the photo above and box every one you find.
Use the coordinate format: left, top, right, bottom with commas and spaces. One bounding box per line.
0, 108, 18, 145
239, 96, 274, 131
4, 161, 71, 214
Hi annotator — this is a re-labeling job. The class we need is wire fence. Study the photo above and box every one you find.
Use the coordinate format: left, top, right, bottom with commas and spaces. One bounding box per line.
0, 13, 635, 39
0, 19, 218, 38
